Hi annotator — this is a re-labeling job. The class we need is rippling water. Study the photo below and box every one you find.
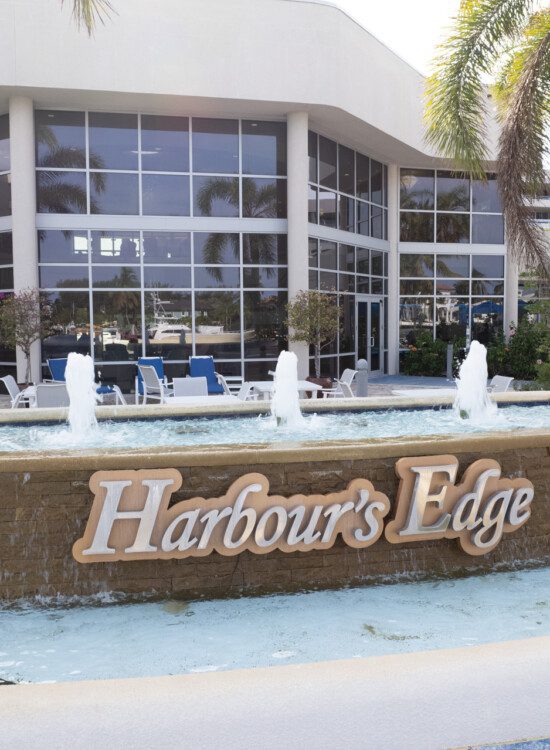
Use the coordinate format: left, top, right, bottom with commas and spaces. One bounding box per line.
0, 404, 549, 453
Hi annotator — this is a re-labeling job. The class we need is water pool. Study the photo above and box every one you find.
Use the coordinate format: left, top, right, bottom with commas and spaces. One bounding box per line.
1, 567, 549, 684
0, 403, 550, 453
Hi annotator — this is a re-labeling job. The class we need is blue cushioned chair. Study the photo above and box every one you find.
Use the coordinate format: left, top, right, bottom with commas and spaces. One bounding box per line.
189, 356, 224, 395
135, 357, 166, 402
47, 357, 126, 405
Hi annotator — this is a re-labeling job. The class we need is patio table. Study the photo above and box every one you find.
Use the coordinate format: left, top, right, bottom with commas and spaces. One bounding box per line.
249, 380, 322, 400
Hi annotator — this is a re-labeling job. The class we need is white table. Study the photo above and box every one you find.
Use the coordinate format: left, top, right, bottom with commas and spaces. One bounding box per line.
249, 380, 322, 400
168, 395, 240, 406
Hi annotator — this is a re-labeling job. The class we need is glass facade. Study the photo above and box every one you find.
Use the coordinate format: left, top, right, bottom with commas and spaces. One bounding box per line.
308, 132, 388, 239
400, 170, 504, 244
309, 237, 388, 377
0, 114, 10, 218
399, 252, 505, 361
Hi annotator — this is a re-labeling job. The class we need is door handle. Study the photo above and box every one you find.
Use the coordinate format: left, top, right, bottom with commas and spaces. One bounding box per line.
370, 336, 375, 347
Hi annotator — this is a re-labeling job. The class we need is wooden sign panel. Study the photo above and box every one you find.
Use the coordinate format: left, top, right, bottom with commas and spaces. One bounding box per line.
72, 455, 534, 563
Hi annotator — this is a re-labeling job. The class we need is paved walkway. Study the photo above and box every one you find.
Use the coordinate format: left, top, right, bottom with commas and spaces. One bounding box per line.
1, 636, 549, 749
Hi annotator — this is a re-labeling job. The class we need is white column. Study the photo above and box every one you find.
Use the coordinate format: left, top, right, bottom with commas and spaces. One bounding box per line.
504, 256, 518, 341
9, 96, 40, 382
286, 111, 310, 378
386, 163, 399, 374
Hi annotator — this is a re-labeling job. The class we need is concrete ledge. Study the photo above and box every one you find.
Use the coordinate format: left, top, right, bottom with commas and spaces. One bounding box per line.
1, 636, 549, 750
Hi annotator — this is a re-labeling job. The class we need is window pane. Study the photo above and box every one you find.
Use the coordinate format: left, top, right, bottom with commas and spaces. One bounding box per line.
308, 131, 318, 183
400, 280, 434, 295
319, 136, 337, 189
318, 189, 336, 227
399, 297, 434, 345
242, 177, 286, 218
0, 174, 10, 216
436, 254, 469, 278
93, 291, 142, 361
39, 230, 88, 263
338, 145, 355, 195
437, 171, 470, 211
472, 255, 505, 278
356, 247, 369, 274
35, 111, 86, 168
194, 266, 240, 288
308, 237, 318, 268
400, 169, 434, 209
436, 299, 469, 342
340, 296, 355, 351
142, 174, 190, 216
243, 234, 287, 265
356, 153, 369, 200
92, 266, 140, 288
319, 240, 337, 270
140, 115, 189, 172
39, 265, 88, 288
471, 298, 504, 344
243, 267, 287, 288
472, 214, 504, 244
0, 267, 13, 289
143, 232, 190, 264
400, 212, 434, 242
338, 273, 354, 292
357, 200, 369, 236
0, 232, 12, 265
242, 121, 286, 176
43, 291, 90, 359
145, 291, 192, 359
371, 278, 384, 294
143, 267, 191, 288
192, 118, 239, 174
37, 171, 87, 214
91, 231, 140, 263
436, 279, 469, 295
194, 291, 241, 357
195, 233, 239, 264
89, 112, 138, 170
339, 244, 354, 273
436, 214, 470, 243
357, 277, 369, 293
193, 175, 239, 217
320, 271, 337, 291
90, 172, 139, 215
371, 204, 384, 239
0, 114, 9, 172
338, 194, 355, 232
371, 250, 383, 276
309, 269, 318, 289
400, 254, 434, 278
472, 279, 504, 295
308, 184, 318, 223
472, 175, 501, 212
371, 160, 383, 204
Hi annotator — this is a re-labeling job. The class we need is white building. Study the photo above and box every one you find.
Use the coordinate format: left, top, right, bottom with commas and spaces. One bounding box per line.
0, 0, 516, 389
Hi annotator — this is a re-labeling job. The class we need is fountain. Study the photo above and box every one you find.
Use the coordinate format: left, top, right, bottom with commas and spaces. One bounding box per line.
65, 352, 100, 435
454, 340, 498, 422
270, 350, 304, 427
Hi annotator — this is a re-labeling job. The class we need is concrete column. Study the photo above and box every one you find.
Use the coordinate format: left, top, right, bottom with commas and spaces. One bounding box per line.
286, 111, 310, 379
9, 95, 40, 382
386, 163, 399, 374
504, 256, 519, 341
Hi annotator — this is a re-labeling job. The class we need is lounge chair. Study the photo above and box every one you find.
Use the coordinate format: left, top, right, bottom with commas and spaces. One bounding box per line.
236, 382, 258, 401
138, 364, 174, 404
488, 375, 514, 393
172, 377, 208, 397
47, 357, 126, 405
35, 383, 70, 408
189, 356, 224, 395
216, 372, 244, 396
135, 356, 168, 404
0, 375, 31, 408
322, 368, 357, 398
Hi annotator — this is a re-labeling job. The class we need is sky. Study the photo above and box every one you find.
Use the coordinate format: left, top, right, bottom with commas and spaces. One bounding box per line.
331, 0, 462, 75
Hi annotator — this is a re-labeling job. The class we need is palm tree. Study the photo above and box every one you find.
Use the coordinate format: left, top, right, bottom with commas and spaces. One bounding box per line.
425, 1, 550, 272
63, 0, 114, 35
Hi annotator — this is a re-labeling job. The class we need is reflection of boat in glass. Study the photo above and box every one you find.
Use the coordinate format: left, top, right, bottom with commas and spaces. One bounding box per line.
148, 323, 191, 343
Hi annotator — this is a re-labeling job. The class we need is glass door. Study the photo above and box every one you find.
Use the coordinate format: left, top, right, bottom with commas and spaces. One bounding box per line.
356, 296, 384, 375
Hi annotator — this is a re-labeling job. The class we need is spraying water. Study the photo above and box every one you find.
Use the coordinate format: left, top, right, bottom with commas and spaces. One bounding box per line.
65, 352, 100, 435
454, 340, 497, 422
271, 350, 304, 428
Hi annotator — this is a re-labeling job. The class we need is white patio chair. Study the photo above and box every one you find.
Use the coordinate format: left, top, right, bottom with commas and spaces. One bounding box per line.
173, 377, 208, 397
35, 383, 70, 408
138, 364, 173, 404
487, 375, 514, 393
0, 375, 30, 408
322, 368, 357, 398
236, 382, 258, 401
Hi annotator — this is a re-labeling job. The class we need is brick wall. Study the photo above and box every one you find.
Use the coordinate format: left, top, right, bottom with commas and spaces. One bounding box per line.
1, 443, 549, 601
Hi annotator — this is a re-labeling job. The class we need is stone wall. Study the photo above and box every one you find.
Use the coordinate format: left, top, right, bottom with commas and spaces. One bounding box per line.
1, 434, 549, 601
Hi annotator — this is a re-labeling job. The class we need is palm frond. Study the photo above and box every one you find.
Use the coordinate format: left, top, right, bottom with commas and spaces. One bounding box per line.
496, 9, 550, 272
425, 0, 533, 177
62, 0, 114, 35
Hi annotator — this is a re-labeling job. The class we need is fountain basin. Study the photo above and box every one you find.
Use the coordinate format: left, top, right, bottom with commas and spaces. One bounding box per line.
0, 398, 549, 601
